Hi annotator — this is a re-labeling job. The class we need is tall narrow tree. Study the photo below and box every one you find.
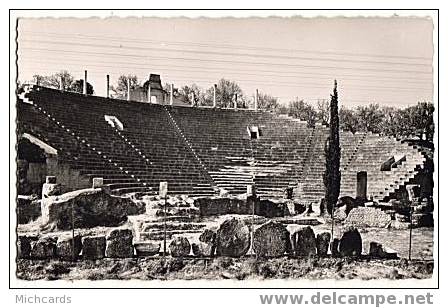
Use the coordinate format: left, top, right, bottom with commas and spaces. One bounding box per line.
323, 80, 341, 237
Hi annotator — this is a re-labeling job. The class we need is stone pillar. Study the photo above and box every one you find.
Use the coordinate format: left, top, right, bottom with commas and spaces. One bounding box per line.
59, 76, 64, 91
234, 93, 238, 109
170, 83, 174, 105
92, 177, 104, 189
127, 77, 131, 101
191, 92, 195, 106
255, 89, 259, 111
83, 70, 88, 95
147, 79, 151, 103
159, 181, 168, 198
356, 171, 367, 200
106, 74, 110, 98
213, 84, 217, 108
41, 176, 60, 225
36, 76, 40, 86
406, 184, 420, 202
247, 184, 256, 197
46, 176, 57, 184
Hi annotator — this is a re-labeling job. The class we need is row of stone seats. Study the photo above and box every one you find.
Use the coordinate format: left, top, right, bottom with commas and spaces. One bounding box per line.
20, 87, 214, 195
18, 85, 426, 201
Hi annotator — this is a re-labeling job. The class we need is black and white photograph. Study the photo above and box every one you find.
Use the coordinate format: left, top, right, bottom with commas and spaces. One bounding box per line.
10, 9, 437, 291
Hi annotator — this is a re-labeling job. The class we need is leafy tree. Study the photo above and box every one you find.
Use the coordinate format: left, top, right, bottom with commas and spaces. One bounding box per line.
112, 75, 140, 99
178, 84, 203, 106
408, 102, 435, 141
211, 78, 244, 108
316, 99, 330, 125
257, 93, 279, 111
34, 70, 74, 90
355, 103, 384, 133
288, 99, 317, 127
323, 80, 341, 217
69, 79, 94, 95
339, 106, 359, 134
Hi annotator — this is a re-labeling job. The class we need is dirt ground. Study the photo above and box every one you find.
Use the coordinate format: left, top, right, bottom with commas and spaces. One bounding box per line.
16, 255, 433, 281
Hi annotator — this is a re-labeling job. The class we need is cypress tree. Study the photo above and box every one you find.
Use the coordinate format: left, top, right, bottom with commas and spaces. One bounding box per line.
323, 80, 341, 217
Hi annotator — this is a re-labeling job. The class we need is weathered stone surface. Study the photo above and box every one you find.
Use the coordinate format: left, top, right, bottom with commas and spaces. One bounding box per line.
216, 218, 251, 257
345, 207, 391, 228
253, 221, 290, 257
291, 226, 317, 256
17, 235, 38, 259
134, 242, 160, 257
316, 232, 331, 256
41, 188, 145, 230
82, 236, 106, 260
369, 242, 398, 259
30, 237, 56, 259
169, 236, 191, 257
17, 196, 41, 224
331, 239, 340, 257
56, 234, 82, 260
195, 197, 287, 217
333, 205, 348, 222
256, 199, 288, 218
195, 197, 250, 216
192, 229, 216, 257
339, 227, 362, 257
106, 229, 134, 258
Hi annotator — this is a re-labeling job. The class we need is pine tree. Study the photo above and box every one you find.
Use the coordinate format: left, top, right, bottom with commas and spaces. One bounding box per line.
323, 80, 341, 218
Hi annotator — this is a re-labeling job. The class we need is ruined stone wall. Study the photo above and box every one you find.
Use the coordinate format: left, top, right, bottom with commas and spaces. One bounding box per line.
46, 155, 91, 193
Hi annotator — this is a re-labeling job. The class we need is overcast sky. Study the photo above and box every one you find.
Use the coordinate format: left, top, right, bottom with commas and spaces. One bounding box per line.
17, 16, 434, 107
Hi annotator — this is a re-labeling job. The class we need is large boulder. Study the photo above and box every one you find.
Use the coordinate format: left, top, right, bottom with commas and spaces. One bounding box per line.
30, 237, 56, 259
291, 226, 317, 256
192, 229, 216, 257
41, 188, 145, 230
56, 234, 82, 260
338, 227, 362, 257
345, 207, 391, 228
17, 196, 41, 224
82, 236, 106, 260
316, 232, 331, 256
216, 218, 251, 257
105, 229, 134, 258
169, 236, 191, 257
253, 221, 290, 257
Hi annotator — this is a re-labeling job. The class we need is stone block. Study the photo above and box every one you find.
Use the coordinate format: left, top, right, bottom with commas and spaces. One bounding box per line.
216, 217, 250, 257
30, 237, 56, 259
106, 229, 134, 258
291, 226, 317, 256
56, 234, 82, 260
82, 236, 106, 260
17, 196, 41, 224
345, 207, 392, 228
316, 232, 331, 256
41, 188, 145, 230
169, 236, 191, 257
17, 235, 38, 259
192, 229, 216, 257
338, 227, 362, 257
253, 221, 290, 257
92, 177, 104, 189
134, 242, 160, 257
